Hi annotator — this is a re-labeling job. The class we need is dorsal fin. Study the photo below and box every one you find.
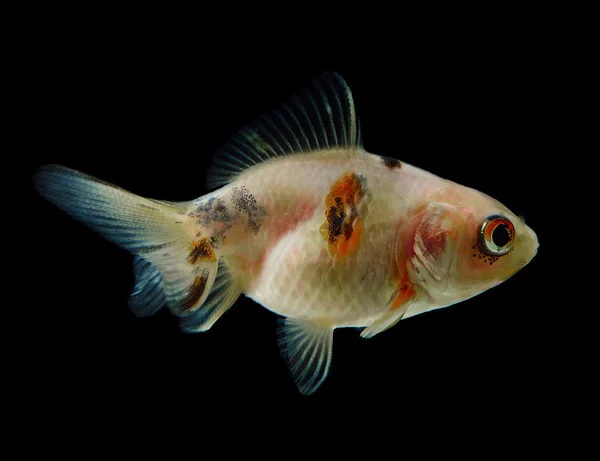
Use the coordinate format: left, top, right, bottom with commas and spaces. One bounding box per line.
207, 72, 362, 188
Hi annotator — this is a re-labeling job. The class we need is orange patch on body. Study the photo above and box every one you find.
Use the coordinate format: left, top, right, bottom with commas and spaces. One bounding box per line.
389, 259, 416, 311
335, 218, 362, 256
321, 172, 367, 258
390, 281, 415, 310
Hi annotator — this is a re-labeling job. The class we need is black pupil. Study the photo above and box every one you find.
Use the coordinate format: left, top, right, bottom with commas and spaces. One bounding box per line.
492, 224, 511, 247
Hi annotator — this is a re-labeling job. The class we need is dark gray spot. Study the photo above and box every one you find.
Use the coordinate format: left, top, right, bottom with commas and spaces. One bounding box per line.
137, 241, 176, 254
232, 186, 262, 233
381, 156, 402, 170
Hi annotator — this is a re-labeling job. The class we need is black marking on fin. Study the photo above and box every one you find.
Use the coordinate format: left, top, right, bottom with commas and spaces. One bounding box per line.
189, 238, 216, 263
137, 241, 177, 254
189, 196, 233, 244
180, 259, 242, 333
138, 203, 161, 211
180, 268, 210, 313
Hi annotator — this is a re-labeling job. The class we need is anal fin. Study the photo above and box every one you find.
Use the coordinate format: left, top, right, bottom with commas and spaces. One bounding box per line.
180, 259, 242, 332
277, 318, 334, 395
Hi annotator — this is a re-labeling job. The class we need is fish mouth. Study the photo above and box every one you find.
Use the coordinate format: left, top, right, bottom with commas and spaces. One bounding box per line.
523, 225, 539, 264
531, 233, 540, 259
519, 238, 539, 267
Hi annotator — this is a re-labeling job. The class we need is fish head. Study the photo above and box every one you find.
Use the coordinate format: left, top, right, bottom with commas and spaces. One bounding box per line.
406, 184, 538, 306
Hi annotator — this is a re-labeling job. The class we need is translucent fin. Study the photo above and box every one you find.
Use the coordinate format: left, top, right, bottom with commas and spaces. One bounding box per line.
277, 318, 334, 396
208, 72, 362, 188
180, 259, 242, 332
34, 165, 189, 253
129, 256, 166, 317
34, 164, 220, 318
360, 304, 410, 339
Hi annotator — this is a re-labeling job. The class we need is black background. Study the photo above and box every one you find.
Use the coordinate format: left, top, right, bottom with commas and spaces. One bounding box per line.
19, 6, 581, 444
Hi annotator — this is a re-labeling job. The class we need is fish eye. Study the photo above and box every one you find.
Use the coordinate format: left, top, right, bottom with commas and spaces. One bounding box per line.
480, 215, 515, 256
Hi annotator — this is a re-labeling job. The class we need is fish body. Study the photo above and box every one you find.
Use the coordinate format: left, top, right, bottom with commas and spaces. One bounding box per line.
202, 149, 400, 328
35, 73, 539, 395
202, 150, 447, 327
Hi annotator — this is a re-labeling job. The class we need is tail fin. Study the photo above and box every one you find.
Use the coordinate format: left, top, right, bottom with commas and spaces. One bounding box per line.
34, 165, 238, 324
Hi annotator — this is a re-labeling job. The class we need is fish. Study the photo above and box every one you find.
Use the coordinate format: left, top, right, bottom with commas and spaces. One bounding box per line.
34, 72, 539, 395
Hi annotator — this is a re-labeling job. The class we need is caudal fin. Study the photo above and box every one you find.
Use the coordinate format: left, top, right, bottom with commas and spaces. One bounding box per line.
34, 165, 235, 322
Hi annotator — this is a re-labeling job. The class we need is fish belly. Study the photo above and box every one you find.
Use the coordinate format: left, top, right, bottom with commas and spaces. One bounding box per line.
246, 213, 392, 327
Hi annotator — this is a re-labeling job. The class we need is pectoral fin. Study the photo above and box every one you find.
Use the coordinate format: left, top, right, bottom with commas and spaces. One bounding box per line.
361, 286, 414, 338
361, 303, 410, 339
277, 318, 334, 396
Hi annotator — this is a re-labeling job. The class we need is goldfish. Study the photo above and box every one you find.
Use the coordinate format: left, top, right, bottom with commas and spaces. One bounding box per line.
34, 72, 538, 395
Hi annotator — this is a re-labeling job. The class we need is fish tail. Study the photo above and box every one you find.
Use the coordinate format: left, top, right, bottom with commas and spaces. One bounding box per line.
34, 165, 241, 328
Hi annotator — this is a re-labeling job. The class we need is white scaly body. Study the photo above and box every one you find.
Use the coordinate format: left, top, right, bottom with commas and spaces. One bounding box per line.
196, 149, 444, 328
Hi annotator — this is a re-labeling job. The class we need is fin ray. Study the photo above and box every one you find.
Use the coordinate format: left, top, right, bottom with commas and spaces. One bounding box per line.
277, 318, 334, 395
129, 256, 166, 317
300, 89, 323, 149
207, 72, 361, 188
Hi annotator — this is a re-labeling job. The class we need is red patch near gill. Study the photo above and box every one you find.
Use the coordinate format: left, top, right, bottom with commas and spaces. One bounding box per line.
418, 216, 449, 260
390, 206, 427, 310
399, 204, 427, 267
392, 204, 456, 309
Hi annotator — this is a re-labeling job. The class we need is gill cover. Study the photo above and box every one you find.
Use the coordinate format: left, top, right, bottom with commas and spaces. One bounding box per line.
411, 202, 459, 286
